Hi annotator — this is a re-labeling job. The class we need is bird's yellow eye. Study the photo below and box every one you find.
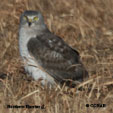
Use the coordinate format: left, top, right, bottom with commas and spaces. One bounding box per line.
33, 17, 39, 21
23, 16, 28, 20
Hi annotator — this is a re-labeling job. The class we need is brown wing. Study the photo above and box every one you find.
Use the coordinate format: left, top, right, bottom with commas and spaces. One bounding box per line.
27, 32, 88, 85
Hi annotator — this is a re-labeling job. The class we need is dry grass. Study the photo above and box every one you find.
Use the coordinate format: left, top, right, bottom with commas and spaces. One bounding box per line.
0, 0, 113, 113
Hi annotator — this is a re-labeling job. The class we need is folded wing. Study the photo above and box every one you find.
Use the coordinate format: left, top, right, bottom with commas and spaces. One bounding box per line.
27, 32, 88, 85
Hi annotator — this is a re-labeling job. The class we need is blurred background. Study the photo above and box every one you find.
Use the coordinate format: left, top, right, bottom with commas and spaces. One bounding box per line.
0, 0, 113, 113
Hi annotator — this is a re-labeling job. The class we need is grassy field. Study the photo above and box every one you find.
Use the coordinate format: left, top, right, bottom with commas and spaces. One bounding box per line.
0, 0, 113, 112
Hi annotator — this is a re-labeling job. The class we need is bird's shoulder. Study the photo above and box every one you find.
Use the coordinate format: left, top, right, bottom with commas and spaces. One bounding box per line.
27, 31, 80, 63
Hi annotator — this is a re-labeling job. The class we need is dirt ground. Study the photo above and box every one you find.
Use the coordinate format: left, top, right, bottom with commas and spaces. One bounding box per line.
0, 0, 113, 113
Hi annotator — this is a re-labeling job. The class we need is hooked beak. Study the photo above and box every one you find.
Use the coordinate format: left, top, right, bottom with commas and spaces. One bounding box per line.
28, 19, 32, 27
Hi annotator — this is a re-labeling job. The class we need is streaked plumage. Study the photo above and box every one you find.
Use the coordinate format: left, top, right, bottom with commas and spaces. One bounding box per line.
19, 10, 88, 87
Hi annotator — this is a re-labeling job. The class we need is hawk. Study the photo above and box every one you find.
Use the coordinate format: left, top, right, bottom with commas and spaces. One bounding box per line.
19, 10, 88, 87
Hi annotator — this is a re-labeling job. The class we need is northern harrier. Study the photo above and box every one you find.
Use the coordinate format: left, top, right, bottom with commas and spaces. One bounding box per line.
19, 10, 88, 87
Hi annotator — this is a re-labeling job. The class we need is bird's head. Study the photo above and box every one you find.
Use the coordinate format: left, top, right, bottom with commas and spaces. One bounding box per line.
20, 10, 46, 28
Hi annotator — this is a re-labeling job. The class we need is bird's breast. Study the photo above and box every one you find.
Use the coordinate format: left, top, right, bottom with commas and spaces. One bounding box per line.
19, 28, 37, 65
18, 27, 56, 85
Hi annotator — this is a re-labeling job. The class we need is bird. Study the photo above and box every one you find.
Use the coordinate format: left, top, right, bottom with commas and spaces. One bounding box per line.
19, 10, 88, 87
